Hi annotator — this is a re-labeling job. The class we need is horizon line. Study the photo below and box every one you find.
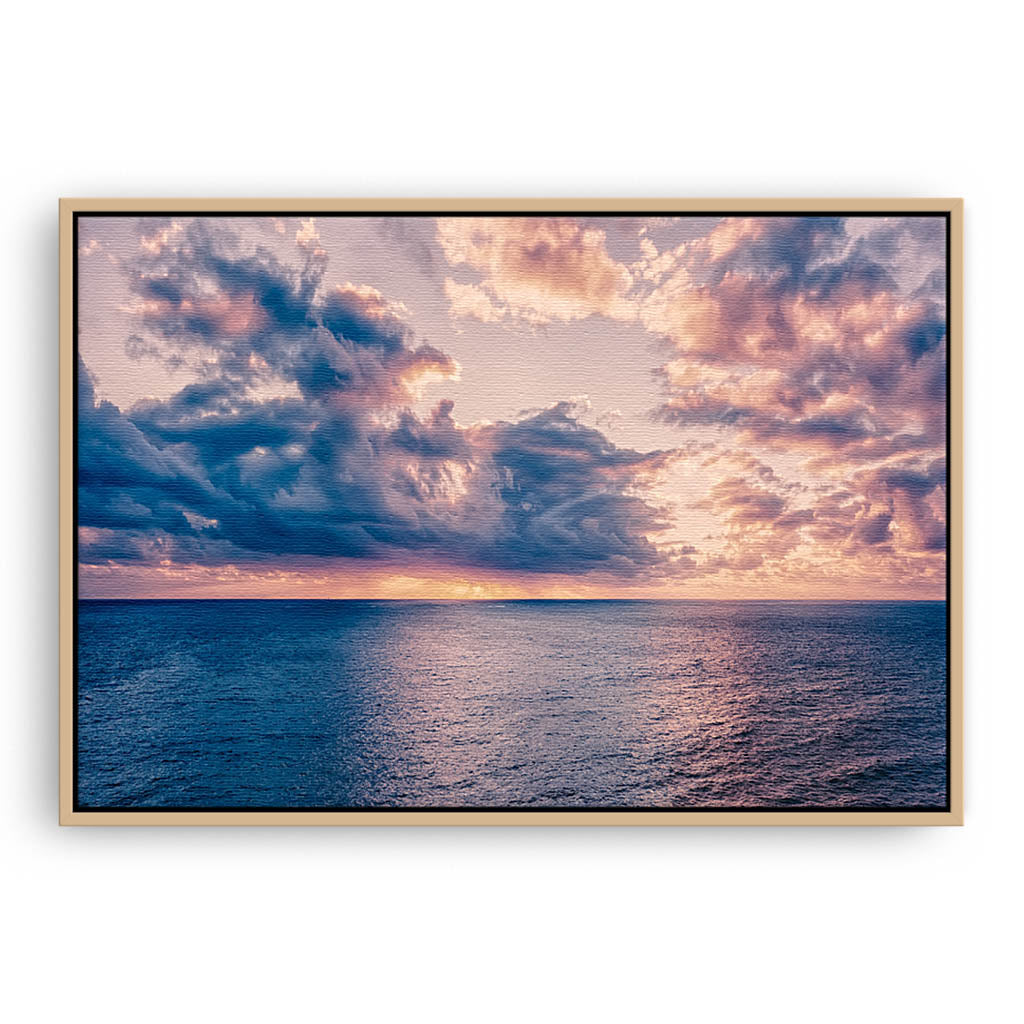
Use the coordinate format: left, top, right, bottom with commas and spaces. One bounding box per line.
77, 595, 947, 603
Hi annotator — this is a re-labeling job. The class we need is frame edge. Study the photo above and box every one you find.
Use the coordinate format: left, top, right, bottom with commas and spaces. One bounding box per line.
59, 199, 75, 825
58, 198, 964, 826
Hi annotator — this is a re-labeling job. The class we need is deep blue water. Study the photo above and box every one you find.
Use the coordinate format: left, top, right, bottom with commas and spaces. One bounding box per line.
76, 599, 948, 809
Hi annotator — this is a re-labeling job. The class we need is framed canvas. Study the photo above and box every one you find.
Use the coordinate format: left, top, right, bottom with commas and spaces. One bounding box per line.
59, 199, 963, 825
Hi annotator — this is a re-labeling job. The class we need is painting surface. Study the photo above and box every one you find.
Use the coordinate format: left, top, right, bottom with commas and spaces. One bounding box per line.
75, 213, 948, 809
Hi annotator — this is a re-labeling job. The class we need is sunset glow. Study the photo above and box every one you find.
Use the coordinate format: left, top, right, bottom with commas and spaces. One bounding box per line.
77, 214, 947, 599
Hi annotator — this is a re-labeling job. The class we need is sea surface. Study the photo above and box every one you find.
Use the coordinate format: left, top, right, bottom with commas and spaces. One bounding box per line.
76, 599, 948, 809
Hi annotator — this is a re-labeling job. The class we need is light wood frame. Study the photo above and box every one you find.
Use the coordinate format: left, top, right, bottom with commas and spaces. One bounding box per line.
59, 198, 963, 825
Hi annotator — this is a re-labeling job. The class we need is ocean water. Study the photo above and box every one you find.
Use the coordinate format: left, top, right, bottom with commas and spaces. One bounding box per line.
76, 599, 948, 810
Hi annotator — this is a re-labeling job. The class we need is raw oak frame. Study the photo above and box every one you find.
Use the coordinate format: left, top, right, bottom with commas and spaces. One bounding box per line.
59, 197, 964, 826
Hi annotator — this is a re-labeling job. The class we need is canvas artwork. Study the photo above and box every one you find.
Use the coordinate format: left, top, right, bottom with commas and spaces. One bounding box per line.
61, 201, 961, 823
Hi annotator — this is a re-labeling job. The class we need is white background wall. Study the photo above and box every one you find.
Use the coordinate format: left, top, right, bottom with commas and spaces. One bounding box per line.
2, 2, 1019, 1021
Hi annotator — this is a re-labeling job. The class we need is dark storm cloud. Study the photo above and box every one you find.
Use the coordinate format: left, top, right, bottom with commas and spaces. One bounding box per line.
470, 402, 676, 574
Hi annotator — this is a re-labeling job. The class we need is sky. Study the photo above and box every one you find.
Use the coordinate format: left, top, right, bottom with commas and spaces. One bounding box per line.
76, 213, 948, 599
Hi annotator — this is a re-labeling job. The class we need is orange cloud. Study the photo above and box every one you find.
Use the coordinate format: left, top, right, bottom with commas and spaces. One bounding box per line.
437, 217, 635, 323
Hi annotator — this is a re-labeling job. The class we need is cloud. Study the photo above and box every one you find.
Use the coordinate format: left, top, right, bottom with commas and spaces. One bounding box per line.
295, 218, 326, 259
77, 215, 947, 595
854, 459, 946, 553
436, 217, 635, 324
139, 221, 184, 255
468, 401, 679, 574
375, 217, 437, 276
698, 476, 787, 525
683, 447, 946, 582
693, 473, 809, 571
443, 278, 506, 323
78, 220, 678, 580
646, 217, 947, 477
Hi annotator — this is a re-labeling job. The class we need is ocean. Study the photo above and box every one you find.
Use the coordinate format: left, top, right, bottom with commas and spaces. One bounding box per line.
76, 599, 948, 810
